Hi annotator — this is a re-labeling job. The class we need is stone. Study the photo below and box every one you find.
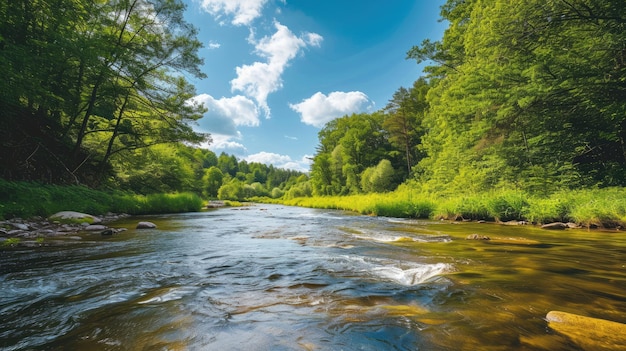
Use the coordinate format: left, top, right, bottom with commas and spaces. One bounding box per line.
466, 234, 490, 240
541, 222, 568, 230
49, 211, 101, 224
136, 221, 157, 229
100, 229, 115, 236
11, 223, 30, 231
546, 311, 626, 350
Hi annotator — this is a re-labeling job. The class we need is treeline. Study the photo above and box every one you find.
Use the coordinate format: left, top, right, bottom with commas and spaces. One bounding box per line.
307, 0, 626, 197
110, 145, 307, 200
0, 0, 307, 200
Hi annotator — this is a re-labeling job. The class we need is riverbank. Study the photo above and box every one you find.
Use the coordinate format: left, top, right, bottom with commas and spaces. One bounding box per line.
0, 179, 204, 220
259, 186, 626, 229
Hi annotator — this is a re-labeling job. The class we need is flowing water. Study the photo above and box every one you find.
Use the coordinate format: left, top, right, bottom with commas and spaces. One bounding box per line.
1, 204, 625, 350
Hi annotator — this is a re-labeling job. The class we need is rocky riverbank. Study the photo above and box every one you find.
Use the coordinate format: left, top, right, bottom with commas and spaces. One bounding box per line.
0, 211, 138, 247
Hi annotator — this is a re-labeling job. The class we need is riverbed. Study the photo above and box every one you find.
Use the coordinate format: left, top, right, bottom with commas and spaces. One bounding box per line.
1, 204, 625, 350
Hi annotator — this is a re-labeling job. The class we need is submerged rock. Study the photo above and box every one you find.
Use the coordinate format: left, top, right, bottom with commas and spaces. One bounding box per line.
136, 221, 157, 229
546, 310, 626, 350
541, 222, 568, 230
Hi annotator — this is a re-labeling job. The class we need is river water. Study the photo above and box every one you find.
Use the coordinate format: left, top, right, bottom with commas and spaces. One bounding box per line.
1, 204, 625, 350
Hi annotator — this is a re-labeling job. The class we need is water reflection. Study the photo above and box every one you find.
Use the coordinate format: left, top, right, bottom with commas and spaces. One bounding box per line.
1, 205, 625, 350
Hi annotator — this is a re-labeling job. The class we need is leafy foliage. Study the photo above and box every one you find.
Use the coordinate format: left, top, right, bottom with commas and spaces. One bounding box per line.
0, 0, 208, 185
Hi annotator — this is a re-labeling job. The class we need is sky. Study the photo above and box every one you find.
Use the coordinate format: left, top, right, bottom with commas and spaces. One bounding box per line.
182, 0, 447, 172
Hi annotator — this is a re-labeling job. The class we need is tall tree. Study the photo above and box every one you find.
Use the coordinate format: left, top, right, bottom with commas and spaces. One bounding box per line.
407, 0, 626, 193
0, 0, 208, 184
383, 78, 430, 178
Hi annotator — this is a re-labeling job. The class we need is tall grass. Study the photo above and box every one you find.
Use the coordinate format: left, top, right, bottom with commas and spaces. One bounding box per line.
269, 187, 626, 228
0, 179, 204, 219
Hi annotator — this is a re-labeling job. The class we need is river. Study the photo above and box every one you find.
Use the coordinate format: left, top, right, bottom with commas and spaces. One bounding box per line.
1, 204, 625, 350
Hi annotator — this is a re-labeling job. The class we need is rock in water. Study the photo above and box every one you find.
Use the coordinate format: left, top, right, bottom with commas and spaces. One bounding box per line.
136, 221, 157, 229
100, 229, 115, 236
541, 222, 568, 230
546, 310, 626, 350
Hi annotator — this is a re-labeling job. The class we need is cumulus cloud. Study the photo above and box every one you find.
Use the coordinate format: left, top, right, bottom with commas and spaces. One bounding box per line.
289, 91, 371, 128
210, 134, 247, 153
199, 0, 268, 26
246, 151, 291, 165
245, 152, 312, 172
191, 93, 260, 137
231, 22, 323, 117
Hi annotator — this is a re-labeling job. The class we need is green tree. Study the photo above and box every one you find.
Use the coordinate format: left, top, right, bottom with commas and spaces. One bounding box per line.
218, 178, 244, 201
361, 159, 396, 193
383, 78, 430, 178
218, 152, 238, 177
408, 0, 626, 193
202, 166, 223, 198
0, 0, 208, 185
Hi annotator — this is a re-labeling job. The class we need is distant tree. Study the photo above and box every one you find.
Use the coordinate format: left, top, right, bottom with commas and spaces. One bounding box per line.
361, 159, 395, 193
202, 166, 223, 198
217, 152, 238, 177
218, 179, 244, 200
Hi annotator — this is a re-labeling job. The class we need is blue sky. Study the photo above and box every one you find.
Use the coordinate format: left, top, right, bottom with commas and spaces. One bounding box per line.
183, 0, 447, 171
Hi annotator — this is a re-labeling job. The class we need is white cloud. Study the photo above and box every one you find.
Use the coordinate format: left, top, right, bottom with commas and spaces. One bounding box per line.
231, 22, 323, 117
205, 134, 247, 153
246, 151, 291, 165
289, 91, 371, 128
199, 0, 268, 26
304, 32, 323, 47
191, 94, 260, 136
245, 152, 312, 172
207, 40, 221, 49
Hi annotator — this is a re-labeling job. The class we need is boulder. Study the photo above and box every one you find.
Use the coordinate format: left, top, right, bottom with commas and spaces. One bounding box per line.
49, 211, 101, 224
546, 310, 626, 350
136, 221, 157, 229
541, 222, 568, 230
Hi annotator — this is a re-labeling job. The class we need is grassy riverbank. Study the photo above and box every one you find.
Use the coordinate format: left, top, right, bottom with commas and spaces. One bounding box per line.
0, 180, 203, 220
262, 186, 626, 229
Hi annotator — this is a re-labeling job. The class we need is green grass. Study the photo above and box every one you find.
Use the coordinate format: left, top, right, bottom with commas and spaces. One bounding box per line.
0, 179, 204, 219
265, 187, 626, 228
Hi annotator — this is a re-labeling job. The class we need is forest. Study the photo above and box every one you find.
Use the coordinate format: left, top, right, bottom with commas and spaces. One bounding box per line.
307, 0, 626, 197
2, 0, 626, 224
0, 0, 306, 209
